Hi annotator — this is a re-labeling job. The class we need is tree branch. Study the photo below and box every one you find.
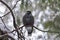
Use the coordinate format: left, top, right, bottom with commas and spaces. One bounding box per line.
0, 26, 24, 40
0, 28, 15, 40
33, 26, 60, 33
0, 0, 20, 40
0, 17, 10, 31
1, 0, 20, 17
0, 34, 15, 40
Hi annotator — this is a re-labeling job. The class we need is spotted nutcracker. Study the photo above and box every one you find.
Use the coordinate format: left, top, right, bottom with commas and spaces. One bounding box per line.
22, 11, 34, 36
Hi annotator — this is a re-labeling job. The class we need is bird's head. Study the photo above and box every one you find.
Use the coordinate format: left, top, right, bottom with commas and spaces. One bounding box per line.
26, 11, 31, 15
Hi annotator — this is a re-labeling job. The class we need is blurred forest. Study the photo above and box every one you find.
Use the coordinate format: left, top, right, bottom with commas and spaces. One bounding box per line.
0, 0, 60, 40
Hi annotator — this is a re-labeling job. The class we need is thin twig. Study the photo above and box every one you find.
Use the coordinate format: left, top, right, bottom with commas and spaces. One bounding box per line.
33, 26, 60, 33
8, 26, 24, 33
0, 34, 15, 40
0, 28, 15, 40
1, 0, 20, 17
0, 17, 10, 31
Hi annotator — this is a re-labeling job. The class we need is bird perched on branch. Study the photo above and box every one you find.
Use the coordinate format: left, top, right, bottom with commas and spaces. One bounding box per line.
22, 11, 34, 36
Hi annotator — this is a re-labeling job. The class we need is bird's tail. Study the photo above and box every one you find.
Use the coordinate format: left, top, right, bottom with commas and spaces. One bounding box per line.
25, 25, 33, 36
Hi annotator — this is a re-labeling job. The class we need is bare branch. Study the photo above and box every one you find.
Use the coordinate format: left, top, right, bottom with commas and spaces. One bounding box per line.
0, 17, 16, 37
1, 0, 20, 17
0, 17, 10, 31
0, 28, 15, 40
33, 26, 60, 33
0, 34, 15, 40
0, 25, 25, 40
4, 26, 24, 33
0, 0, 20, 40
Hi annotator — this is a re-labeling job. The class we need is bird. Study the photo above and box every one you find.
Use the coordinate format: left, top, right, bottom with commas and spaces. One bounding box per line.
22, 11, 34, 36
